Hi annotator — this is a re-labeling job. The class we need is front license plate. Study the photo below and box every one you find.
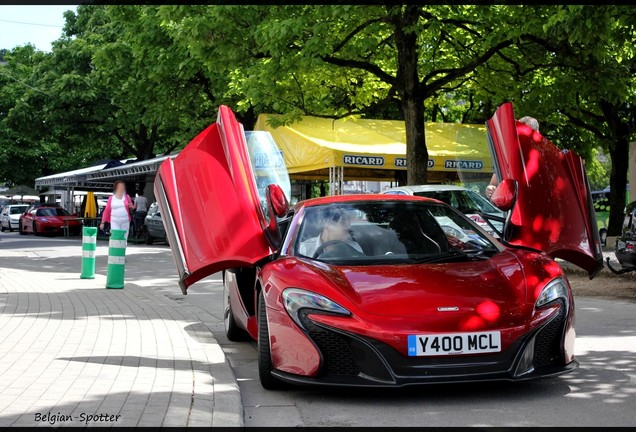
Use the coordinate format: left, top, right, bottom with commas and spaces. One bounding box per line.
407, 331, 501, 356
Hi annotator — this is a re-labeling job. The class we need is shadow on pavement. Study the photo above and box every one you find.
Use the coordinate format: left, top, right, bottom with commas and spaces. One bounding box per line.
55, 355, 214, 374
247, 350, 636, 409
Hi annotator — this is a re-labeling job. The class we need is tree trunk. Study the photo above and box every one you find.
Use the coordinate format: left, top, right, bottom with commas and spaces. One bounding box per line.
607, 136, 629, 236
600, 101, 630, 236
403, 96, 428, 185
392, 5, 428, 185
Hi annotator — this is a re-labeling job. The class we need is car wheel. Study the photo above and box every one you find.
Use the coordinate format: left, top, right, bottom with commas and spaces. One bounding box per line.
33, 222, 39, 236
223, 275, 251, 342
145, 232, 154, 245
258, 290, 285, 390
0, 224, 5, 232
19, 222, 26, 235
600, 229, 608, 246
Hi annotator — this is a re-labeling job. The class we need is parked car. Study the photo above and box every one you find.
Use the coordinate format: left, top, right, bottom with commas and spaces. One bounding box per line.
383, 185, 504, 236
144, 202, 168, 245
614, 201, 636, 271
19, 206, 82, 236
153, 103, 602, 389
1, 204, 29, 232
591, 185, 631, 246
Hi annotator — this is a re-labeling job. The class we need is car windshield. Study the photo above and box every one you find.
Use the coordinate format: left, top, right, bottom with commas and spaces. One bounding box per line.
414, 189, 500, 215
10, 206, 28, 215
37, 208, 70, 217
294, 201, 497, 265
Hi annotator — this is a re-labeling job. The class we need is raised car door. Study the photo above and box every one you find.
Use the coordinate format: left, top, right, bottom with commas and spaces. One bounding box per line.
486, 102, 603, 277
154, 106, 291, 293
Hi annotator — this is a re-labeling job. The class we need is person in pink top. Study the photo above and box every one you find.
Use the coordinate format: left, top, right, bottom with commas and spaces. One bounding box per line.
100, 180, 136, 239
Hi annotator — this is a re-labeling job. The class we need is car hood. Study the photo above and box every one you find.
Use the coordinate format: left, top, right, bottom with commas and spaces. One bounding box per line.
301, 251, 529, 321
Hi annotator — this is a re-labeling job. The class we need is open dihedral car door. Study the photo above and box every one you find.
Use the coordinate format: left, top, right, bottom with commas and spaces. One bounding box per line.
486, 102, 603, 278
154, 106, 290, 293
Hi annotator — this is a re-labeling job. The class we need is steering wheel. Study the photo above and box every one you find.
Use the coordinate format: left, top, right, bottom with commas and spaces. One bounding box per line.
312, 240, 361, 258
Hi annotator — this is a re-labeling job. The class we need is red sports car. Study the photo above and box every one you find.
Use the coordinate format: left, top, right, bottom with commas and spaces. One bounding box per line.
19, 205, 82, 236
154, 103, 602, 388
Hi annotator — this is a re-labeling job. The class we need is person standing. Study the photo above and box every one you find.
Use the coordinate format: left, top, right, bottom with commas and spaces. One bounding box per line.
100, 180, 135, 239
132, 190, 149, 236
134, 190, 148, 214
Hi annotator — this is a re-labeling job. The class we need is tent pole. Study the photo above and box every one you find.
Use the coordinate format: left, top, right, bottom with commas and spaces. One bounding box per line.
329, 166, 333, 196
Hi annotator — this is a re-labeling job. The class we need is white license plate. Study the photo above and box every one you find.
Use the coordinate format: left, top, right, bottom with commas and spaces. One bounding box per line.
407, 331, 501, 357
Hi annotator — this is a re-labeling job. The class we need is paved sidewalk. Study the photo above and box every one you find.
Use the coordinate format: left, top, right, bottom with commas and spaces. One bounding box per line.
0, 235, 242, 427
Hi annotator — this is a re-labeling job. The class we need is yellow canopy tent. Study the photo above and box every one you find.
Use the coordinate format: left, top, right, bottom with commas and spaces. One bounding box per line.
254, 114, 493, 185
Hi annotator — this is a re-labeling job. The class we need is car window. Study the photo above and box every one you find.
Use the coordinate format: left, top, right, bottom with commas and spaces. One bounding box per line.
36, 208, 70, 217
245, 131, 291, 223
294, 201, 496, 265
10, 206, 28, 215
415, 190, 500, 215
465, 191, 500, 214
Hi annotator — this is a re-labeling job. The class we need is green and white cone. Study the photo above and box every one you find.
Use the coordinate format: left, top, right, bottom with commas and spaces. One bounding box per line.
106, 229, 127, 289
80, 226, 97, 279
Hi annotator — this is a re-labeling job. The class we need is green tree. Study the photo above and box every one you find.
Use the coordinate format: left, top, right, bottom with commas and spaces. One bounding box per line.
159, 5, 525, 184
467, 6, 635, 235
0, 45, 72, 185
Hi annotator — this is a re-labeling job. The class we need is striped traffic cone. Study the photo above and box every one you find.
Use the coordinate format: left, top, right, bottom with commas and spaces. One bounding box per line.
106, 229, 127, 289
80, 226, 97, 279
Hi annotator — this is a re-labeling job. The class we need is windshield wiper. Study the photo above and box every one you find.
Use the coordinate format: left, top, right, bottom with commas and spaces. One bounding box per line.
411, 248, 498, 264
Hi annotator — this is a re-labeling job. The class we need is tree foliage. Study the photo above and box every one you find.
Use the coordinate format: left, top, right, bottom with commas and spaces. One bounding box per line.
0, 5, 633, 234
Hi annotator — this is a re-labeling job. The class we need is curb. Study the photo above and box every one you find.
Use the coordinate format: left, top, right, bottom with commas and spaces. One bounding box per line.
144, 284, 244, 427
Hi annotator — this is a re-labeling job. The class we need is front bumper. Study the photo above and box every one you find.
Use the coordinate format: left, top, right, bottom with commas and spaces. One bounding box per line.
272, 300, 574, 387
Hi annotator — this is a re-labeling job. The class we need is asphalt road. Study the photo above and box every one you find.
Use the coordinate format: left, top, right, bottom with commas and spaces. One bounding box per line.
2, 232, 635, 427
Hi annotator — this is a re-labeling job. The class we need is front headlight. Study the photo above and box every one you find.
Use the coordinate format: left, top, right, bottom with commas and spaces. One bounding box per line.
535, 277, 569, 308
282, 288, 350, 330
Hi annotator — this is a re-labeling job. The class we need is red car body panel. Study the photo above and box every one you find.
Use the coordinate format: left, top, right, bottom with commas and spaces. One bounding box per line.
486, 102, 603, 277
156, 104, 587, 386
154, 106, 272, 292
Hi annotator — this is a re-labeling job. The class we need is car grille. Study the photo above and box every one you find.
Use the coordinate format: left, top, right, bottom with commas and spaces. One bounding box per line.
533, 299, 566, 368
298, 310, 360, 376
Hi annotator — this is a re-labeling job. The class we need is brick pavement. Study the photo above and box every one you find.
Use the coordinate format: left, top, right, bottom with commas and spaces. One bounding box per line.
0, 237, 242, 427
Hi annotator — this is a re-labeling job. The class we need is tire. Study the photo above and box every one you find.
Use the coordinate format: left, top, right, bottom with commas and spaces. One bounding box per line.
600, 229, 608, 246
145, 232, 154, 245
18, 221, 26, 235
223, 275, 251, 342
33, 222, 39, 236
1, 224, 5, 232
258, 290, 284, 390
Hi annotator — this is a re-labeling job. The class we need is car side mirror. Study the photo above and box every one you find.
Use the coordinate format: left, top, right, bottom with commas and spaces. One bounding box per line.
264, 184, 290, 250
490, 179, 517, 212
266, 184, 289, 218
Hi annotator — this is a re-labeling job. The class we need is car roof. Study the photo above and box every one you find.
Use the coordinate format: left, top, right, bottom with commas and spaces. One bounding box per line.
296, 193, 441, 209
385, 184, 469, 194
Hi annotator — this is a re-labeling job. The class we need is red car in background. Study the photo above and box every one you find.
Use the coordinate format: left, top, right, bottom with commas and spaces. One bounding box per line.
154, 103, 602, 389
19, 205, 82, 236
